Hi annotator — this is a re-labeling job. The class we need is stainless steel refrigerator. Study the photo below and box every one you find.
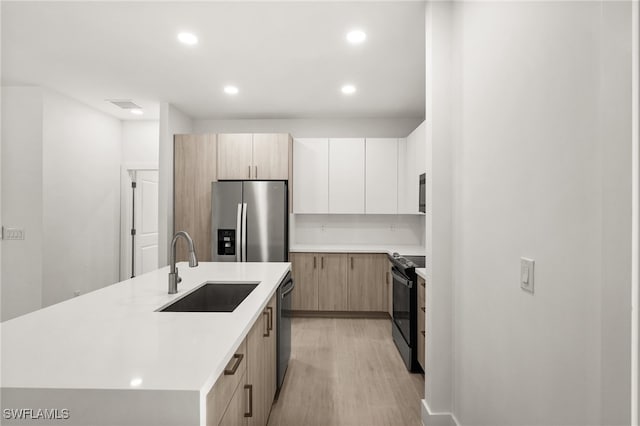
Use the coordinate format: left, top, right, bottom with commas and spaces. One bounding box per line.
211, 181, 288, 262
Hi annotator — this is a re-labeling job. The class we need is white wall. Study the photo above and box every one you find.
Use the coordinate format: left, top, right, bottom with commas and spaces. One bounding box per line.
599, 2, 633, 423
425, 2, 634, 425
158, 103, 192, 267
292, 214, 424, 248
422, 1, 454, 421
41, 90, 122, 305
121, 120, 159, 166
1, 87, 44, 321
193, 117, 422, 138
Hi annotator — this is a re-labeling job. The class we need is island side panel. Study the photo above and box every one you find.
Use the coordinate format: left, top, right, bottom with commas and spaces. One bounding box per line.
1, 388, 200, 426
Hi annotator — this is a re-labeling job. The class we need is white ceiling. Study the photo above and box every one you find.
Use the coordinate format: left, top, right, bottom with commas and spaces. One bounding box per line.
1, 1, 425, 121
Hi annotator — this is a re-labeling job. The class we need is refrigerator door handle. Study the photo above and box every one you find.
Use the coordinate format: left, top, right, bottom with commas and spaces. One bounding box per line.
235, 203, 242, 262
241, 203, 247, 262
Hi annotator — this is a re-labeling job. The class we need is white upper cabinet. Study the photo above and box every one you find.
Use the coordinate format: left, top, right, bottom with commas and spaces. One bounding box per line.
365, 138, 398, 214
329, 138, 365, 214
293, 138, 329, 214
398, 121, 426, 214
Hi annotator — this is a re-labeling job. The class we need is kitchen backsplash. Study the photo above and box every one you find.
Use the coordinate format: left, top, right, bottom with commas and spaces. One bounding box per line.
291, 214, 425, 247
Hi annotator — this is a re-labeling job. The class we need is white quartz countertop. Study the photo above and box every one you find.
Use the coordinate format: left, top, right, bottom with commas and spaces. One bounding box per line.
415, 268, 427, 280
289, 244, 425, 257
1, 262, 290, 396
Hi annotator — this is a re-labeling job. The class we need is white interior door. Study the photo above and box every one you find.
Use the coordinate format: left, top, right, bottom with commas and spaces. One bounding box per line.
133, 170, 159, 276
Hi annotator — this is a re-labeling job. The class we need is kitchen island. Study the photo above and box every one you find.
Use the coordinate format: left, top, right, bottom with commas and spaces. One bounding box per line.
1, 262, 290, 426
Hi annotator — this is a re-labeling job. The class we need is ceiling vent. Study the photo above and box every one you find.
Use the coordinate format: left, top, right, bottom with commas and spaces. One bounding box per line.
107, 99, 141, 110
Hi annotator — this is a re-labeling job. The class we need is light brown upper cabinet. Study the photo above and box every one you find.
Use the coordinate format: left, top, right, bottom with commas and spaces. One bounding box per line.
174, 134, 217, 262
217, 133, 291, 181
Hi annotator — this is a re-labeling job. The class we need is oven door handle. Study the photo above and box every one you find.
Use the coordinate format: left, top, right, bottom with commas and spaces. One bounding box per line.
391, 269, 413, 288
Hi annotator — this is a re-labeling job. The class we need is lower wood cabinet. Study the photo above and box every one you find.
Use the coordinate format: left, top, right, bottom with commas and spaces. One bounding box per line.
386, 258, 393, 317
318, 254, 348, 311
207, 294, 277, 426
246, 294, 277, 426
218, 371, 248, 426
347, 253, 387, 312
290, 252, 318, 310
417, 276, 426, 371
291, 252, 387, 313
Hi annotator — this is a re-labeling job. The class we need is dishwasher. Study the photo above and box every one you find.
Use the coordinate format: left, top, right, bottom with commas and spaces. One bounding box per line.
276, 271, 294, 392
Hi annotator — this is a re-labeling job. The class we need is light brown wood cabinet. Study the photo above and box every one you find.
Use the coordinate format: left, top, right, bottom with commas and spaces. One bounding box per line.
318, 254, 348, 311
206, 340, 247, 426
174, 134, 217, 262
347, 253, 388, 312
217, 133, 290, 181
291, 252, 388, 313
290, 252, 319, 310
417, 276, 426, 371
246, 294, 277, 426
387, 259, 393, 317
217, 134, 253, 180
206, 295, 277, 426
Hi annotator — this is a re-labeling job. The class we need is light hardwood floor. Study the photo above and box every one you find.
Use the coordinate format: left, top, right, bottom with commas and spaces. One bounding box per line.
268, 318, 424, 426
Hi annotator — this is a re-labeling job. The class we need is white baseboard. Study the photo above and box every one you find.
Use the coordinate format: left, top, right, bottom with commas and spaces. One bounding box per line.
421, 399, 459, 426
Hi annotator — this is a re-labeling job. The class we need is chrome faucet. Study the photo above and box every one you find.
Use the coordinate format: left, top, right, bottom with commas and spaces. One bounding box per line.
168, 231, 198, 294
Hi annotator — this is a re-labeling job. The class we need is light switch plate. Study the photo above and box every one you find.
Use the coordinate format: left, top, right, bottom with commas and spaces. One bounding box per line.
520, 257, 535, 293
2, 227, 25, 240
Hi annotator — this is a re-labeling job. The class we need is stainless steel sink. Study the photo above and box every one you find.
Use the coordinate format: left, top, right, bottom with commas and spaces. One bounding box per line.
159, 282, 259, 312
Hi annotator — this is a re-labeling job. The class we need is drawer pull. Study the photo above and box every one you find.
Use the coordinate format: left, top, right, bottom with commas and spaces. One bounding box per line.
244, 384, 253, 418
420, 280, 426, 288
263, 310, 270, 337
351, 257, 354, 269
321, 256, 324, 269
267, 306, 273, 331
224, 353, 244, 375
421, 307, 425, 312
313, 256, 316, 269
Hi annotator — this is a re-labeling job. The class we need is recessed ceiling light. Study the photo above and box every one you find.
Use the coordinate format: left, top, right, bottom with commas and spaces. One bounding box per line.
224, 86, 239, 95
341, 84, 356, 95
130, 377, 143, 387
130, 109, 143, 115
177, 32, 198, 46
346, 30, 366, 44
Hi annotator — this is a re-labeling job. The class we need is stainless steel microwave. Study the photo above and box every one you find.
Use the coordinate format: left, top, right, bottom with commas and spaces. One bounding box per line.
419, 173, 426, 213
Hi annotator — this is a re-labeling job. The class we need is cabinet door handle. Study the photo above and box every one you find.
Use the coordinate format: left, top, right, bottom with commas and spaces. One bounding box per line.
321, 256, 324, 269
267, 306, 273, 331
313, 256, 316, 269
386, 272, 389, 285
421, 280, 426, 288
351, 257, 354, 270
244, 384, 253, 418
263, 310, 270, 337
223, 353, 244, 375
255, 165, 258, 179
421, 307, 425, 312
248, 165, 251, 179
421, 331, 426, 337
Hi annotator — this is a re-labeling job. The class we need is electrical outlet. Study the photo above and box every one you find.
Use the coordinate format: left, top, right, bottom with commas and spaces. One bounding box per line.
520, 257, 535, 294
2, 227, 25, 240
